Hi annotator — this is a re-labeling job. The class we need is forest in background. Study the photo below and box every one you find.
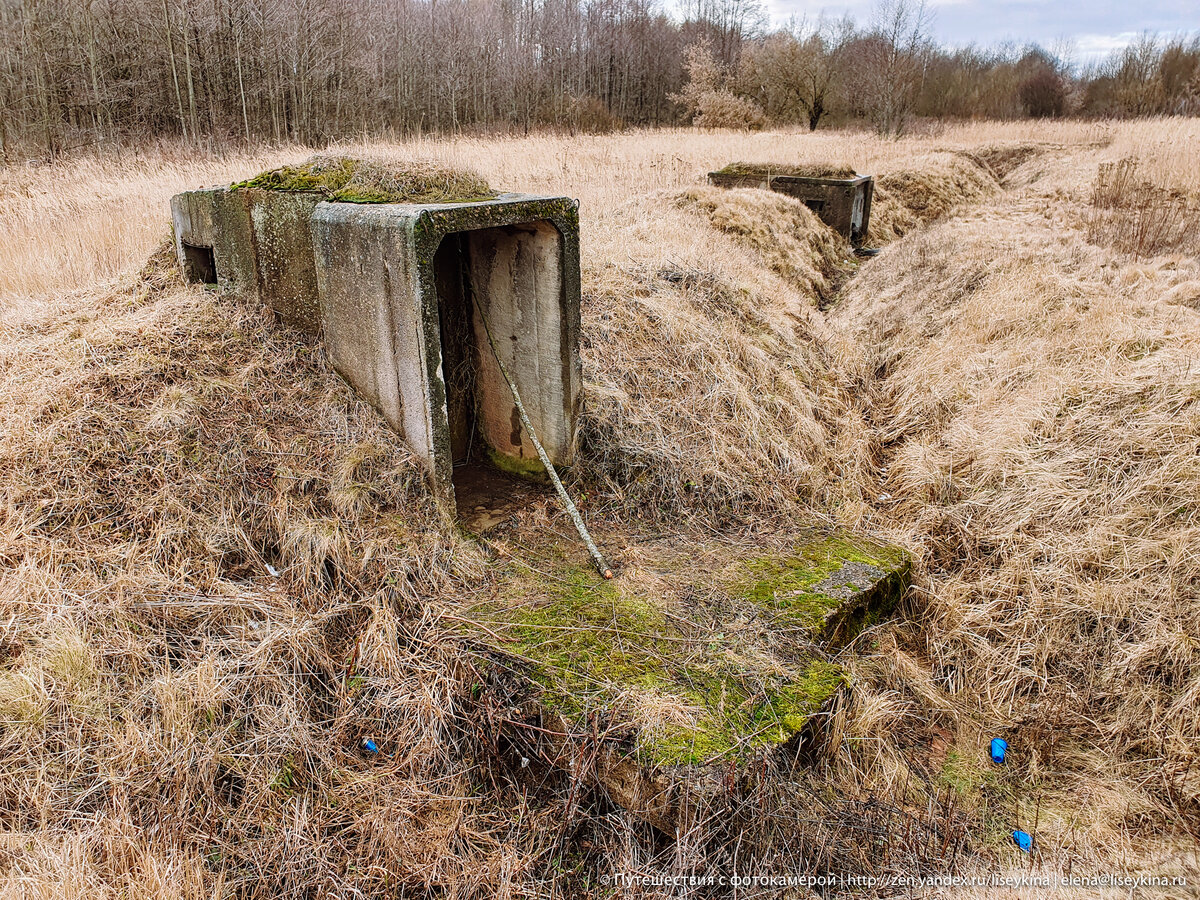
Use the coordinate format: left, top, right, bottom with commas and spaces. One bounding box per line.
1, 0, 1199, 161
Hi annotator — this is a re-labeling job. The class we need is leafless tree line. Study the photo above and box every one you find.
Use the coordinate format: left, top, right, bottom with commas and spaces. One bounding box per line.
0, 0, 712, 159
0, 0, 1197, 161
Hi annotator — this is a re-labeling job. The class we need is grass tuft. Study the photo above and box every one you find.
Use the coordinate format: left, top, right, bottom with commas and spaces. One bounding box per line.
714, 161, 858, 179
235, 154, 496, 204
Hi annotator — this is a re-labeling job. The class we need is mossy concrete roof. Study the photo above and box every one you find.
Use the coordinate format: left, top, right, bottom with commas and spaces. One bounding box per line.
234, 154, 496, 204
714, 161, 859, 180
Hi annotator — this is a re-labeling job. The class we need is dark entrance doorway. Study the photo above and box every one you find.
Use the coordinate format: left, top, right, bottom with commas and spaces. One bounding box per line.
433, 229, 551, 529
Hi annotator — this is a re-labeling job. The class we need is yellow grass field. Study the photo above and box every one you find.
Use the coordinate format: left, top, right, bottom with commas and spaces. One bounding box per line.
2, 119, 1200, 898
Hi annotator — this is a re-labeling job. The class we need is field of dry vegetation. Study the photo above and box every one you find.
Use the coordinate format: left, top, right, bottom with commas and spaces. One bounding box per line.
2, 118, 1200, 898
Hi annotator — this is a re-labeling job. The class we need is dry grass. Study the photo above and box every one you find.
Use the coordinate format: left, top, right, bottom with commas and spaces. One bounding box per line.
675, 186, 854, 302
867, 152, 1000, 243
831, 172, 1200, 876
3, 118, 1200, 896
0, 119, 1122, 310
1085, 157, 1199, 258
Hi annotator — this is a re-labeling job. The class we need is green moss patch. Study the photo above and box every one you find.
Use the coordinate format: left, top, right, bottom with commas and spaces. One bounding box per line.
731, 535, 910, 643
463, 529, 907, 770
483, 444, 551, 483
715, 162, 857, 180
235, 155, 496, 204
472, 556, 848, 767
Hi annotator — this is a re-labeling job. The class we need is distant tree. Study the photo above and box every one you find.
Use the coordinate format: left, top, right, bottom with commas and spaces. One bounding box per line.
1019, 69, 1066, 117
1159, 38, 1200, 114
739, 19, 850, 130
671, 39, 765, 129
1086, 34, 1168, 117
1017, 49, 1067, 118
0, 0, 1193, 159
678, 0, 768, 67
856, 0, 930, 137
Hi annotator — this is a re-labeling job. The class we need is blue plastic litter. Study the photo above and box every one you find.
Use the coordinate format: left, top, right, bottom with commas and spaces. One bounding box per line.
990, 738, 1008, 763
1012, 830, 1033, 853
363, 739, 378, 754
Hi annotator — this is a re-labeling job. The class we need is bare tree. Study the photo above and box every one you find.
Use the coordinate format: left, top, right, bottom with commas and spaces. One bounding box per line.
0, 0, 1191, 159
671, 37, 765, 129
859, 0, 930, 137
737, 19, 848, 130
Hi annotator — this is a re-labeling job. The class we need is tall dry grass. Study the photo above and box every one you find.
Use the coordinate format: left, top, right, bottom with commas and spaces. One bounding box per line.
6, 117, 1164, 311
830, 146, 1200, 875
3, 118, 1200, 896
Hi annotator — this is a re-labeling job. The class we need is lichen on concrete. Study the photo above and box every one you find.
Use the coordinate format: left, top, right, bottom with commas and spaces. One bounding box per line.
730, 535, 910, 644
235, 154, 496, 204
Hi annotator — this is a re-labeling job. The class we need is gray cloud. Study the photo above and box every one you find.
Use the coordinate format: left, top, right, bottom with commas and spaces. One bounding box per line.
762, 0, 1199, 63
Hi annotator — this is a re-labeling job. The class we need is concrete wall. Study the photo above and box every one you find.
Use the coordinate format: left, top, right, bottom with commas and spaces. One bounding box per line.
309, 195, 582, 503
310, 204, 435, 467
171, 187, 321, 334
170, 190, 217, 282
248, 192, 322, 333
467, 221, 570, 470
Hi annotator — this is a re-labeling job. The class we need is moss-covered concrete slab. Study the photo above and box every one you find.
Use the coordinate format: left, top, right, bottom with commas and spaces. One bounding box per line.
463, 525, 910, 830
730, 536, 910, 646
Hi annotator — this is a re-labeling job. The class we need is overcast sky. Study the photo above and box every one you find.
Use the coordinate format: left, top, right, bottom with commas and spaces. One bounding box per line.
762, 0, 1199, 65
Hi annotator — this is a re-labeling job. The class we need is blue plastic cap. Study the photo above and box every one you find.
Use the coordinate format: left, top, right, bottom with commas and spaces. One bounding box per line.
990, 738, 1008, 764
1012, 830, 1033, 852
363, 739, 378, 754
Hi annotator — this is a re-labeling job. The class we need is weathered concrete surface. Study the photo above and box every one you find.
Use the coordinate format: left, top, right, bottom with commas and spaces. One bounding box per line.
246, 190, 322, 333
467, 222, 573, 469
170, 189, 218, 283
171, 187, 322, 333
311, 194, 582, 502
170, 191, 216, 251
209, 189, 258, 298
310, 203, 433, 466
468, 526, 911, 831
172, 187, 251, 294
708, 170, 874, 245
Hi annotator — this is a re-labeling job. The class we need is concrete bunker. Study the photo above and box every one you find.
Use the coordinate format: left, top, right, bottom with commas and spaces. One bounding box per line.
311, 197, 582, 514
171, 178, 581, 514
708, 164, 874, 245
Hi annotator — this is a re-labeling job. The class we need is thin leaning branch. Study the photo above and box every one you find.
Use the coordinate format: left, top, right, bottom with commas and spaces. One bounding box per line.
468, 282, 613, 580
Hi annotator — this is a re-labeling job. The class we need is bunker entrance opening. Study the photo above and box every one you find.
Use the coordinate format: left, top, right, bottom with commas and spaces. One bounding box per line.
433, 224, 561, 527
181, 243, 217, 284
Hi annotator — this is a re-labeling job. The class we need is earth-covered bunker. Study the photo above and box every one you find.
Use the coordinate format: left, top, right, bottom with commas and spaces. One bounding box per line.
170, 180, 582, 510
708, 164, 874, 245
